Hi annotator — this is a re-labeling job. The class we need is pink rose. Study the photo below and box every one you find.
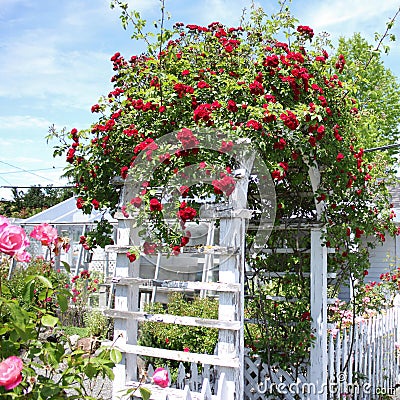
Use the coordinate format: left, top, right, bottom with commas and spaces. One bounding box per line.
15, 251, 31, 263
0, 356, 23, 391
30, 223, 58, 246
0, 215, 10, 230
152, 367, 169, 388
0, 224, 30, 257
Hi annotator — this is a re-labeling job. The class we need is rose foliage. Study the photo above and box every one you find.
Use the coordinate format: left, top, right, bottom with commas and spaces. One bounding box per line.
0, 217, 123, 399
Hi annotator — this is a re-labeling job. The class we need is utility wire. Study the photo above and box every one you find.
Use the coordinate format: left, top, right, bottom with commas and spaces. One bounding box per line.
0, 167, 64, 175
0, 160, 58, 183
364, 143, 400, 153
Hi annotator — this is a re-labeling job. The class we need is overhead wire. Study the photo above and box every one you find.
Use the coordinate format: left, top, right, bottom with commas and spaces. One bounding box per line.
0, 160, 59, 183
0, 167, 64, 175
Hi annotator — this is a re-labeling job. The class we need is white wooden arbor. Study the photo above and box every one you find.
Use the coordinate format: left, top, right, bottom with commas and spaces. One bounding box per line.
104, 155, 255, 399
104, 154, 331, 399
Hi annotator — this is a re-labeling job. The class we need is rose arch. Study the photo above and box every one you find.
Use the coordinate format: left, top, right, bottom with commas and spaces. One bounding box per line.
50, 3, 396, 398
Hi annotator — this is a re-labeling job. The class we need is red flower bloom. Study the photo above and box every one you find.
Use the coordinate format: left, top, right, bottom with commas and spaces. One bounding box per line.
249, 80, 264, 95
212, 174, 236, 196
280, 110, 299, 130
219, 140, 234, 153
177, 128, 200, 150
149, 198, 162, 212
355, 228, 364, 238
180, 236, 190, 246
179, 185, 190, 197
121, 166, 129, 179
66, 148, 75, 163
246, 119, 262, 131
126, 252, 137, 262
130, 197, 142, 208
336, 153, 344, 162
91, 199, 99, 210
197, 80, 210, 89
178, 203, 197, 223
227, 99, 238, 112
297, 25, 314, 39
143, 242, 157, 255
273, 138, 286, 150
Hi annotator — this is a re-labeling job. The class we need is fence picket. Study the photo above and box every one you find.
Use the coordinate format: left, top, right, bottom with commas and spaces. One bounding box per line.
201, 378, 213, 400
183, 385, 193, 400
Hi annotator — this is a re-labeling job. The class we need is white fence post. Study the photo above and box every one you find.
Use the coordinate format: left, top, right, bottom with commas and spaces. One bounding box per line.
310, 228, 328, 400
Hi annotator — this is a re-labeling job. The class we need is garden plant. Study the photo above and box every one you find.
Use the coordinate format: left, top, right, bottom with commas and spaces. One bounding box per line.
47, 0, 400, 370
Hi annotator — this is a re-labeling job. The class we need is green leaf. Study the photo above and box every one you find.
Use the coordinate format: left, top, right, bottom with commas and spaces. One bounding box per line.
37, 275, 53, 289
84, 363, 97, 379
57, 293, 69, 312
41, 314, 59, 327
139, 387, 152, 400
23, 281, 35, 302
110, 348, 122, 364
61, 261, 71, 273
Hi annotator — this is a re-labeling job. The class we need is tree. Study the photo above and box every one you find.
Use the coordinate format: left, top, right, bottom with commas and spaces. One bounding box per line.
336, 33, 400, 157
0, 186, 73, 219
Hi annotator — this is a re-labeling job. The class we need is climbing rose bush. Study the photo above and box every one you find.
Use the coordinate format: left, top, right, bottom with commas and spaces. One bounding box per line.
50, 2, 395, 268
49, 1, 396, 366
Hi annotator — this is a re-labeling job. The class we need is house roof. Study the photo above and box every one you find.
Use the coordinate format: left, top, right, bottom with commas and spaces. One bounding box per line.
22, 197, 117, 224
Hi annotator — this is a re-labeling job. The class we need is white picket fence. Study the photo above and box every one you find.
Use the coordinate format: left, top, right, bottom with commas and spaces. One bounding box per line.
241, 308, 400, 400
128, 368, 228, 400
326, 307, 400, 399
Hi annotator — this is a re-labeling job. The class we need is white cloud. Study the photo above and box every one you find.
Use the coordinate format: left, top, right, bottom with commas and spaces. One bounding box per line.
298, 0, 400, 36
0, 115, 52, 129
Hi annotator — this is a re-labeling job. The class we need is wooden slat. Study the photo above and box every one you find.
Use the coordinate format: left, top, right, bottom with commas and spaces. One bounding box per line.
104, 309, 241, 330
110, 277, 241, 292
106, 244, 240, 255
115, 343, 240, 368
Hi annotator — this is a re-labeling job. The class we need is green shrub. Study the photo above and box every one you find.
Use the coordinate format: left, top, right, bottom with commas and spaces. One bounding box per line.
84, 310, 112, 339
138, 293, 219, 375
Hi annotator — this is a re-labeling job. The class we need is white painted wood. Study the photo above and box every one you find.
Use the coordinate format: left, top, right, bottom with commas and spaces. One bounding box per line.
115, 343, 240, 368
112, 277, 241, 293
151, 252, 162, 303
309, 228, 328, 400
104, 309, 241, 330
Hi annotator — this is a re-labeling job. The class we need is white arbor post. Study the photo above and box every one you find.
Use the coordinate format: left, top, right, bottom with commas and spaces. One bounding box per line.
217, 154, 254, 400
110, 213, 140, 399
310, 227, 328, 400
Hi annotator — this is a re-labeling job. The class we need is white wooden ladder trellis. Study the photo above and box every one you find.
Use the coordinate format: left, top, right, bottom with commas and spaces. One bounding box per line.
105, 205, 249, 399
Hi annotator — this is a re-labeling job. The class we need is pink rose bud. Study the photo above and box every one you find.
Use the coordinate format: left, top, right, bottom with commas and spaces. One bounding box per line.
152, 367, 169, 388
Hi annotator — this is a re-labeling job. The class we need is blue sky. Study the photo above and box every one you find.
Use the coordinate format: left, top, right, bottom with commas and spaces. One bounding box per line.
0, 0, 399, 200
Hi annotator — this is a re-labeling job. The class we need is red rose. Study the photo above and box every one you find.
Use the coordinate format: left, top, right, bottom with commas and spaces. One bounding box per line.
143, 242, 157, 255
120, 166, 129, 179
149, 198, 162, 212
227, 99, 238, 112
336, 153, 344, 162
212, 174, 236, 196
130, 197, 142, 208
219, 140, 234, 153
126, 252, 137, 262
177, 203, 197, 222
91, 199, 100, 210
